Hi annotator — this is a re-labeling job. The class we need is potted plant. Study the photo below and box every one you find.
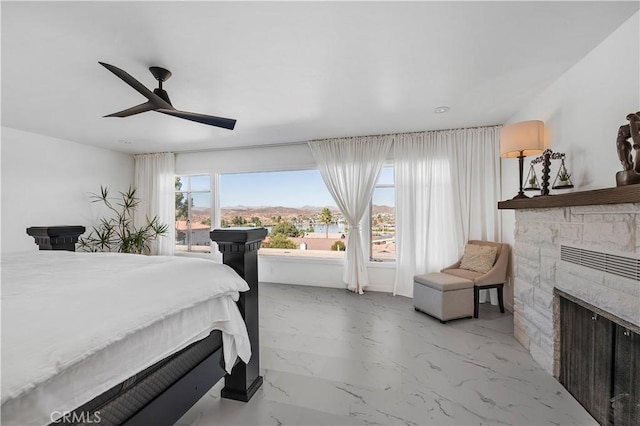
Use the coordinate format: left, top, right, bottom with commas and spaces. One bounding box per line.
553, 169, 574, 190
79, 186, 168, 254
525, 174, 539, 191
558, 170, 572, 183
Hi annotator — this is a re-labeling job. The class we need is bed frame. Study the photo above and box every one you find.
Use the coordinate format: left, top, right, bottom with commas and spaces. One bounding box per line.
26, 226, 267, 426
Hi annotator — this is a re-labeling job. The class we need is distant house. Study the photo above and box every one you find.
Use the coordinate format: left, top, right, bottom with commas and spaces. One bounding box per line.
175, 221, 211, 247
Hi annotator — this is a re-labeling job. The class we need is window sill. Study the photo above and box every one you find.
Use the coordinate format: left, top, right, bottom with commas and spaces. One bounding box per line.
366, 260, 396, 269
174, 248, 396, 268
259, 254, 344, 265
259, 248, 344, 259
259, 254, 396, 269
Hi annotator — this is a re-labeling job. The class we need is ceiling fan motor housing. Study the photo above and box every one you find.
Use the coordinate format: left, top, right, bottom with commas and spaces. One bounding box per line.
153, 88, 172, 105
150, 66, 172, 104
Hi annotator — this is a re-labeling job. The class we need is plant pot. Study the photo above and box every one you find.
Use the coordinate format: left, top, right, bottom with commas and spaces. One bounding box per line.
552, 180, 574, 190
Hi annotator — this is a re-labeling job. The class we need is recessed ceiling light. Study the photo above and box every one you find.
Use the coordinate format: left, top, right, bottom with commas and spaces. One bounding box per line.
118, 140, 132, 145
434, 106, 450, 114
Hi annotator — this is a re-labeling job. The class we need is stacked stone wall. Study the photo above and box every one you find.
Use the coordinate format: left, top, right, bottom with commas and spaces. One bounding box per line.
512, 203, 639, 375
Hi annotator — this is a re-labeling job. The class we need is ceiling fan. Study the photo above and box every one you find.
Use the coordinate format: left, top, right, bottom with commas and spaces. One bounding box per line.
99, 62, 236, 130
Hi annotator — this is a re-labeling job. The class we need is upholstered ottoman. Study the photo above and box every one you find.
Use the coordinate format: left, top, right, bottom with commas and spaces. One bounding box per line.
413, 273, 474, 323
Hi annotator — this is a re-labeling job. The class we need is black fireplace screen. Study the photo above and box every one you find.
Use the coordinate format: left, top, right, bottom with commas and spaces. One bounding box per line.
559, 295, 639, 425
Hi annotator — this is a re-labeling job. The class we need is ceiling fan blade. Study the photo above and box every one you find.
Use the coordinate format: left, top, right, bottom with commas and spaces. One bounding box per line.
99, 62, 171, 109
157, 109, 236, 130
104, 101, 156, 118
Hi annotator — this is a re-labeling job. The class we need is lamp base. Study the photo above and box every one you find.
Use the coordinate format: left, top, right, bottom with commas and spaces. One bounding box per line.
510, 192, 530, 200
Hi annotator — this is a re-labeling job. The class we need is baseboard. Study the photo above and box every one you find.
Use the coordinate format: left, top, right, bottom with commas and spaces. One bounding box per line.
504, 300, 514, 313
261, 281, 396, 294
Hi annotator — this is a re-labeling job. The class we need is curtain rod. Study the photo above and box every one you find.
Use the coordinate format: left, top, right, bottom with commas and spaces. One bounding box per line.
175, 123, 503, 154
308, 123, 503, 143
176, 140, 307, 154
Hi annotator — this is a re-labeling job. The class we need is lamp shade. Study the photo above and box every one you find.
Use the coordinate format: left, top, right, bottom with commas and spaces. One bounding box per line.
500, 120, 545, 158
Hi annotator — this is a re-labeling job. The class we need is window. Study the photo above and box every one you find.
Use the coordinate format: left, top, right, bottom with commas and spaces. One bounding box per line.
370, 166, 395, 261
220, 170, 345, 258
175, 175, 211, 253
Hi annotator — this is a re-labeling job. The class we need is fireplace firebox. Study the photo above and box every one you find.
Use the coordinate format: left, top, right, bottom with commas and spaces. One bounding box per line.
558, 291, 639, 425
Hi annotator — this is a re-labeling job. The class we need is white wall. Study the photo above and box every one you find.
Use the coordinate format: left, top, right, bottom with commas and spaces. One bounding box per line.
500, 12, 640, 310
259, 256, 396, 293
176, 143, 397, 293
176, 143, 317, 174
1, 127, 134, 252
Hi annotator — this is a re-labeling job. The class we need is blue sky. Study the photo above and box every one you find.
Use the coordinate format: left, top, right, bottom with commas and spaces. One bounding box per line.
220, 167, 394, 208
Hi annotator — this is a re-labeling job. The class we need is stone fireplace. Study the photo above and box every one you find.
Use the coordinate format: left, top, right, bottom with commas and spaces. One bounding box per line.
499, 186, 639, 423
511, 201, 639, 374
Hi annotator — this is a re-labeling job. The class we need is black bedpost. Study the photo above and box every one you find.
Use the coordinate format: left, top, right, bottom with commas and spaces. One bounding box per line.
26, 226, 86, 251
210, 227, 268, 402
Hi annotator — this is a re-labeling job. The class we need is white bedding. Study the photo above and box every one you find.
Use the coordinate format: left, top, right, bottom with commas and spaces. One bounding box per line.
1, 251, 251, 425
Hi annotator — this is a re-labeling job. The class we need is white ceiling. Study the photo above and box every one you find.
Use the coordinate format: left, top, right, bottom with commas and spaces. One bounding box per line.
2, 1, 638, 154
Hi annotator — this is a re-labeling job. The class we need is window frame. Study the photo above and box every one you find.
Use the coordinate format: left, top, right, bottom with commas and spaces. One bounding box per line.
175, 174, 213, 254
369, 165, 395, 262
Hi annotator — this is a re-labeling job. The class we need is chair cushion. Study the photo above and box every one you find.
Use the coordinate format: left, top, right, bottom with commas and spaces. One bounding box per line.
459, 244, 497, 273
441, 268, 482, 281
414, 272, 473, 291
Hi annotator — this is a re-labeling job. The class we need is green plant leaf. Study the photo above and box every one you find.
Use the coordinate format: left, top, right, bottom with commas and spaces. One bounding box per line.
78, 185, 169, 255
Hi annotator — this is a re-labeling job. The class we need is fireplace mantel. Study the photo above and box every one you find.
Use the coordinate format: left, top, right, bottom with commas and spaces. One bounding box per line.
498, 185, 639, 210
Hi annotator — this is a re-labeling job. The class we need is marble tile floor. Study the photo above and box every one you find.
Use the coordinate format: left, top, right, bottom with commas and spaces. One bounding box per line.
178, 283, 596, 426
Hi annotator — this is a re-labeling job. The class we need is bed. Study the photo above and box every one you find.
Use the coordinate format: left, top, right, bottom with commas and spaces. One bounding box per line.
1, 226, 267, 426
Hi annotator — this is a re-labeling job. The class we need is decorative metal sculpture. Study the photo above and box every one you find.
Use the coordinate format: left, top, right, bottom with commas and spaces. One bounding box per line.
529, 149, 573, 196
616, 111, 640, 186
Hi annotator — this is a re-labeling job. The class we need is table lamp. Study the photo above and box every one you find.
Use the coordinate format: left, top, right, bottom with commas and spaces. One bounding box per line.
500, 120, 545, 199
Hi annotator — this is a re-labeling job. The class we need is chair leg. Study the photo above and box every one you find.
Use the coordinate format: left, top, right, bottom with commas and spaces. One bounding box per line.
473, 286, 479, 318
497, 285, 505, 313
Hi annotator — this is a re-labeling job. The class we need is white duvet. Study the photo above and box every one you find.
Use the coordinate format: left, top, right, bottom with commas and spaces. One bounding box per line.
1, 251, 252, 425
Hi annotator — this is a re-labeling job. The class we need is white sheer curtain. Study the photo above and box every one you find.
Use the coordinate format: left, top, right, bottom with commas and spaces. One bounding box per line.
393, 127, 501, 297
448, 127, 502, 244
309, 136, 393, 294
133, 152, 175, 255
